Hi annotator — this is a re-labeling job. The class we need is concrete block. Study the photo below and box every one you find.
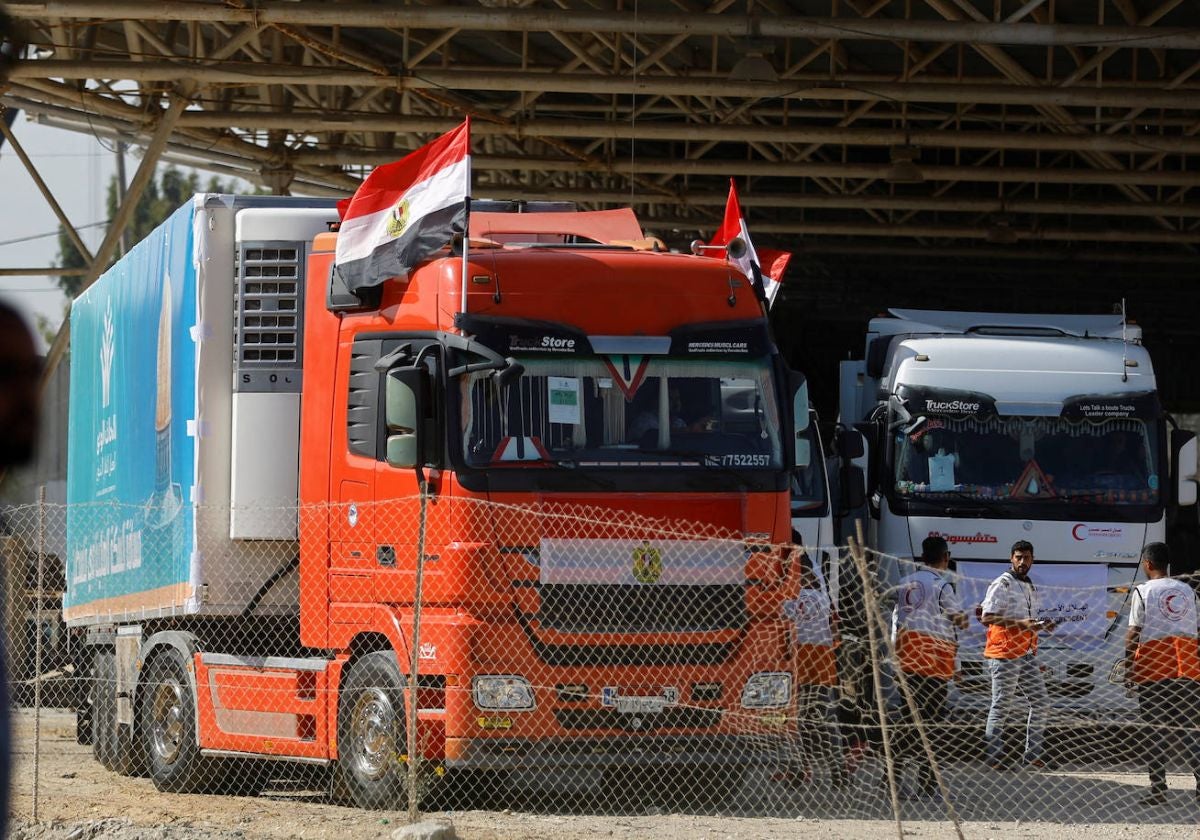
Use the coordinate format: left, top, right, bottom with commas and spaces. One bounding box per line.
391, 818, 458, 840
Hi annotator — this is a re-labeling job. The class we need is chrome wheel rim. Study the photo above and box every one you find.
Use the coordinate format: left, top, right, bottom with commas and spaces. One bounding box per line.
149, 678, 186, 766
349, 687, 397, 781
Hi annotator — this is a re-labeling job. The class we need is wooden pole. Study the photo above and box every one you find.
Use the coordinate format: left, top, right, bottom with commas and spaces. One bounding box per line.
848, 522, 903, 838
407, 480, 430, 823
865, 554, 967, 839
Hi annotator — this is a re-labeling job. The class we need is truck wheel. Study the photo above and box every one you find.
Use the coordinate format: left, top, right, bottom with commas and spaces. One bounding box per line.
77, 654, 96, 746
91, 650, 129, 773
76, 707, 94, 746
90, 651, 113, 765
141, 650, 210, 792
336, 650, 411, 810
90, 649, 143, 775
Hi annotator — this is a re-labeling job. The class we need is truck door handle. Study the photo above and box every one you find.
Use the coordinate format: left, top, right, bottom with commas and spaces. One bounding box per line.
377, 545, 396, 567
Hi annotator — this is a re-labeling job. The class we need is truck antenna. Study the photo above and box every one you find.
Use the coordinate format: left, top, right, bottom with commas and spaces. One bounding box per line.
1121, 297, 1129, 382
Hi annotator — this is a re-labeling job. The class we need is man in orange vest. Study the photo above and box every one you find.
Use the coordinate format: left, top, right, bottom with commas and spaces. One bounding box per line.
1124, 542, 1200, 806
980, 540, 1057, 769
890, 535, 968, 797
778, 555, 849, 787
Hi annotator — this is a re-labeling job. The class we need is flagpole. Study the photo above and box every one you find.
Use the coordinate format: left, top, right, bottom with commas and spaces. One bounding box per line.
460, 194, 471, 316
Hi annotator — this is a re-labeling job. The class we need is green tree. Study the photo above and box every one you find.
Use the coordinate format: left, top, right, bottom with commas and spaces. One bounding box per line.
54, 167, 239, 298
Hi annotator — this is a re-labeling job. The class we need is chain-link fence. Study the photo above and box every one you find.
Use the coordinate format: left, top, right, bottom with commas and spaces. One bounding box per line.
4, 496, 1199, 837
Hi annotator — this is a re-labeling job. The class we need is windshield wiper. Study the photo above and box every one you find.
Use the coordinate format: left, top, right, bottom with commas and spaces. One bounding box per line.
549, 459, 616, 490
902, 490, 1005, 513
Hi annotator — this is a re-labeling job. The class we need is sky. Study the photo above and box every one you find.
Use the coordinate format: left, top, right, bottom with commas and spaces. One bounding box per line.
0, 114, 253, 351
0, 115, 121, 350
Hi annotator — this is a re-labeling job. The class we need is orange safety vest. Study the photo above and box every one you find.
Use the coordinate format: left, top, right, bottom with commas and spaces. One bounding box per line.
893, 570, 960, 679
982, 571, 1038, 660
1130, 578, 1200, 684
787, 588, 838, 687
984, 625, 1038, 660
896, 633, 959, 680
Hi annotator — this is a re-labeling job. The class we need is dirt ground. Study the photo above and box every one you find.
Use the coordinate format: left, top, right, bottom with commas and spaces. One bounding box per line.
8, 709, 1200, 840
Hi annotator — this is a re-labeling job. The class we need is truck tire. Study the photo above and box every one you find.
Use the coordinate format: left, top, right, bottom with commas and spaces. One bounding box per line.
91, 649, 140, 774
77, 654, 96, 747
90, 650, 114, 767
336, 650, 411, 810
141, 650, 211, 793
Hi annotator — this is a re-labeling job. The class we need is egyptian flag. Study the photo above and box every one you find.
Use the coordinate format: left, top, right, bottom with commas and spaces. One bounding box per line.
334, 119, 470, 293
709, 178, 792, 308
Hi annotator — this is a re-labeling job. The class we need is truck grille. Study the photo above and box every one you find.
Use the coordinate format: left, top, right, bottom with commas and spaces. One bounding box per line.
537, 584, 747, 633
529, 641, 735, 668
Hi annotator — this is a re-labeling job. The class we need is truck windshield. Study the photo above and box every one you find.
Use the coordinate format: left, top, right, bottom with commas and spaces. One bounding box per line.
893, 414, 1160, 506
462, 357, 783, 469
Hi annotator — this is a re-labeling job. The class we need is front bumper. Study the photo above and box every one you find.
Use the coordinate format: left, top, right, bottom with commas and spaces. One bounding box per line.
444, 732, 774, 771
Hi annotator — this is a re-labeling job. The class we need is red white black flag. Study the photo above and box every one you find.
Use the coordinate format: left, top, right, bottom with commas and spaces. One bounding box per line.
709, 178, 792, 308
335, 119, 470, 293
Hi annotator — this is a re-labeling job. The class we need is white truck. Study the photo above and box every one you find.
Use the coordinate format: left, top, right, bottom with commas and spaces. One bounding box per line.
838, 308, 1198, 716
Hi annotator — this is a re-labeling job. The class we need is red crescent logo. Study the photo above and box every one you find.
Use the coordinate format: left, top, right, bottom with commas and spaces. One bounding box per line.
1072, 524, 1088, 541
902, 583, 925, 610
1164, 592, 1184, 619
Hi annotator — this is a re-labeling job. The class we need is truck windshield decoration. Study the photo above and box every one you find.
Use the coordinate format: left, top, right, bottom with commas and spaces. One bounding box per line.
463, 357, 783, 469
894, 413, 1159, 506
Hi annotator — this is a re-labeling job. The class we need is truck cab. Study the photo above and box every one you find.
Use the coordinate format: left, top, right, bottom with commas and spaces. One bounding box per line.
838, 309, 1198, 714
295, 204, 811, 804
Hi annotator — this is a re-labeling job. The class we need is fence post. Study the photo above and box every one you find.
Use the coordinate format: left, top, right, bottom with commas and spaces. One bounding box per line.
848, 523, 902, 838
861, 550, 966, 840
33, 486, 45, 822
407, 481, 430, 823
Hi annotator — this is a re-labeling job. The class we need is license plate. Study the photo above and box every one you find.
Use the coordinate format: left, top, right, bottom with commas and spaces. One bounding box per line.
616, 696, 667, 714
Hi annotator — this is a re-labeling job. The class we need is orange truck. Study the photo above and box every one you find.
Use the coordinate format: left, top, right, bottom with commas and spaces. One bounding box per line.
67, 195, 812, 808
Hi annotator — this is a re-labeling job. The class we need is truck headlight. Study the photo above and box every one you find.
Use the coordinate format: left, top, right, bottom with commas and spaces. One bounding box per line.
472, 675, 535, 711
741, 672, 792, 708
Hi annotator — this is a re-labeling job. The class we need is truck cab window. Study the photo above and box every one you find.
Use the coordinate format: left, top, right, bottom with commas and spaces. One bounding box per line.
462, 357, 783, 470
893, 412, 1159, 507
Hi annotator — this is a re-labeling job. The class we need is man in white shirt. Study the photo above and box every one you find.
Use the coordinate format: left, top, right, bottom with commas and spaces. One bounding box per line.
980, 540, 1057, 770
1124, 542, 1200, 806
890, 535, 967, 798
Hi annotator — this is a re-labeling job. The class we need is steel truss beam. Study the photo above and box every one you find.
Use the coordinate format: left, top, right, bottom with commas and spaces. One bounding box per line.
13, 62, 1200, 111
10, 3, 1200, 50
2, 0, 1199, 263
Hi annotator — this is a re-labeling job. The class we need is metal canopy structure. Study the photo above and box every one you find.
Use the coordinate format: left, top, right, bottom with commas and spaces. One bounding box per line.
2, 0, 1200, 405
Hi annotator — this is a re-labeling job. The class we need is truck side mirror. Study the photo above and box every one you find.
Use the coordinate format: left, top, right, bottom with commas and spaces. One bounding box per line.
790, 372, 810, 468
384, 367, 427, 469
1175, 431, 1198, 507
494, 357, 524, 390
